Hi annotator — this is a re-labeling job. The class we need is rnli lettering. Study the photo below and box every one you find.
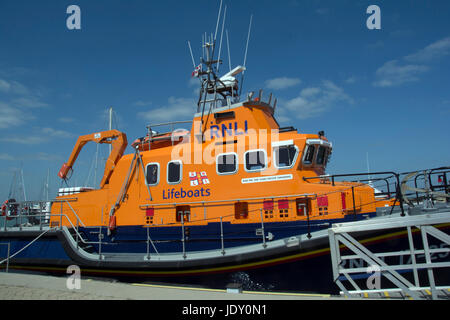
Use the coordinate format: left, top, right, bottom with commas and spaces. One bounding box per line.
210, 120, 248, 139
163, 187, 211, 200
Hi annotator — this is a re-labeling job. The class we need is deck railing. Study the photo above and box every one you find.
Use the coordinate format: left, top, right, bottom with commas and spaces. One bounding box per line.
1, 167, 448, 264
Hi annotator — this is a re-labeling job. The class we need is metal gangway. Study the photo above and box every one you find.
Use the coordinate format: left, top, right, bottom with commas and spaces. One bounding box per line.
328, 210, 450, 299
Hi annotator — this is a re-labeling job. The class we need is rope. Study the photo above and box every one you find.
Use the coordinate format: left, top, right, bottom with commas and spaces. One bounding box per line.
0, 227, 57, 265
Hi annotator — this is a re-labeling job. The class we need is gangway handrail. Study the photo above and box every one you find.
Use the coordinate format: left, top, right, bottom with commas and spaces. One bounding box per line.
328, 211, 450, 300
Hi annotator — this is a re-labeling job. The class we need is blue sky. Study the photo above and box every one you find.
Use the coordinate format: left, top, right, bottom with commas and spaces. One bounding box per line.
0, 0, 449, 200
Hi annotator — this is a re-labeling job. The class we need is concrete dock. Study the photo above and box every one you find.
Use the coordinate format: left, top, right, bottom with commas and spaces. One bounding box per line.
0, 271, 339, 300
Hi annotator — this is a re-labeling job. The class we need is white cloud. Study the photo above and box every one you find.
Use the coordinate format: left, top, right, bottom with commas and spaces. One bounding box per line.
0, 127, 73, 145
11, 97, 48, 108
0, 79, 11, 92
0, 152, 61, 162
366, 40, 384, 49
137, 96, 197, 123
0, 102, 33, 128
0, 78, 30, 95
58, 117, 75, 123
345, 76, 358, 84
300, 87, 321, 97
0, 76, 49, 129
0, 136, 47, 145
41, 127, 73, 138
0, 153, 15, 161
265, 77, 301, 90
316, 8, 330, 15
373, 60, 429, 87
34, 152, 62, 161
405, 37, 450, 63
278, 80, 353, 120
374, 37, 450, 87
133, 100, 152, 107
188, 77, 200, 87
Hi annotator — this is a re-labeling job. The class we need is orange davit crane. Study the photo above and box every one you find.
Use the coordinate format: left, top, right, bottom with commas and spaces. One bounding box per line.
58, 130, 128, 188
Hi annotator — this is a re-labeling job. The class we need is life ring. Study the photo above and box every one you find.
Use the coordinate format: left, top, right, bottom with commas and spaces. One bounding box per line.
1, 200, 7, 216
1, 199, 17, 221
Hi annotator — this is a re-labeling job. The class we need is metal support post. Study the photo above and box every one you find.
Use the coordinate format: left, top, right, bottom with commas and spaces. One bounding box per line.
181, 214, 186, 259
220, 216, 225, 255
260, 209, 266, 248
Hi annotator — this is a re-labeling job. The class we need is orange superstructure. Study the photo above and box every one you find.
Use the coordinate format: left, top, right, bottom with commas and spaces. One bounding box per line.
49, 30, 382, 249
50, 99, 378, 232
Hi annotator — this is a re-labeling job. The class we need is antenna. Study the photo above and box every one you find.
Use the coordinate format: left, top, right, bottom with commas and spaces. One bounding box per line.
214, 0, 223, 41
226, 29, 231, 72
243, 14, 253, 69
239, 14, 253, 97
108, 107, 113, 155
187, 41, 196, 68
202, 33, 205, 62
216, 5, 227, 73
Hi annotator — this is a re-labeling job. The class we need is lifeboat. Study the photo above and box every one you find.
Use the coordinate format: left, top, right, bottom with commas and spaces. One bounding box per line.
1, 3, 448, 296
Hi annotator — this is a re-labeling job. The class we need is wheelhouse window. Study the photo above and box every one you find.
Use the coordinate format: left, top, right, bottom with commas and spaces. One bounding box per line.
303, 145, 315, 165
145, 163, 159, 186
217, 153, 238, 174
245, 150, 267, 172
274, 145, 298, 168
316, 146, 328, 165
167, 160, 182, 184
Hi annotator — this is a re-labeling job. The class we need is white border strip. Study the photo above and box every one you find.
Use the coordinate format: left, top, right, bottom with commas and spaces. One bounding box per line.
241, 174, 293, 184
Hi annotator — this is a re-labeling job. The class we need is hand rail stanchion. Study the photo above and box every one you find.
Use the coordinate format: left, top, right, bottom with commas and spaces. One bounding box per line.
146, 226, 150, 260
76, 219, 79, 250
98, 224, 102, 259
0, 243, 11, 273
306, 203, 312, 239
19, 203, 22, 231
260, 208, 267, 248
6, 243, 10, 273
220, 216, 225, 255
99, 208, 103, 260
39, 203, 43, 231
60, 202, 63, 230
351, 186, 357, 218
181, 214, 186, 259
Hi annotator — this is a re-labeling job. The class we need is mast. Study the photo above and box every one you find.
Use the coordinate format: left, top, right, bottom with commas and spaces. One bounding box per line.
109, 107, 113, 155
190, 1, 248, 141
20, 167, 27, 201
45, 168, 50, 201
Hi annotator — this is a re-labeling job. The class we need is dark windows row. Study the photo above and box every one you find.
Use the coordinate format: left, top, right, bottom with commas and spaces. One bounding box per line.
146, 160, 182, 186
217, 145, 298, 174
303, 143, 331, 166
146, 145, 299, 185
